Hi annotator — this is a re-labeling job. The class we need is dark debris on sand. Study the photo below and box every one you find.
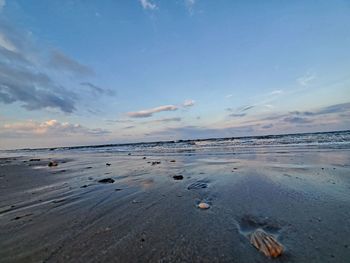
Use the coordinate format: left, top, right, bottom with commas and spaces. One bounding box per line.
173, 175, 184, 180
98, 178, 115, 184
48, 161, 58, 167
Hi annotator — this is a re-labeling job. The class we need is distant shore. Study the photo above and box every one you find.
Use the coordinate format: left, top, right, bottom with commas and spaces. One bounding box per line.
1, 147, 350, 262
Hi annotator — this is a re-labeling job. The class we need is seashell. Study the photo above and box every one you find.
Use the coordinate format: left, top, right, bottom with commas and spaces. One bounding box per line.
198, 202, 210, 209
249, 228, 283, 258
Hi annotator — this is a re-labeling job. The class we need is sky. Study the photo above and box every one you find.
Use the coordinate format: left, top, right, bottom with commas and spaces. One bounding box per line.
0, 0, 350, 149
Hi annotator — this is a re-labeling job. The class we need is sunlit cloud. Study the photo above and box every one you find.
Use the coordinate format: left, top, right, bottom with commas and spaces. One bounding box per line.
2, 119, 109, 137
183, 99, 195, 107
127, 105, 178, 118
127, 99, 195, 118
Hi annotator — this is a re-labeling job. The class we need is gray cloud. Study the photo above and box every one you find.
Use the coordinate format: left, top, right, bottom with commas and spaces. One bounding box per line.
316, 103, 350, 115
261, 124, 273, 129
229, 113, 247, 118
151, 117, 182, 123
283, 116, 313, 124
49, 50, 94, 77
80, 82, 115, 96
0, 19, 97, 113
123, 126, 135, 130
127, 105, 178, 118
150, 124, 257, 140
0, 62, 76, 113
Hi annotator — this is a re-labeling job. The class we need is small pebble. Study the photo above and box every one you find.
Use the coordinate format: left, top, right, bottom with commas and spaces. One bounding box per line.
198, 202, 210, 209
106, 163, 111, 166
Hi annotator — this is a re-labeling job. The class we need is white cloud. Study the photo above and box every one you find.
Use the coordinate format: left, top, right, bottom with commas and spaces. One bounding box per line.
2, 119, 109, 136
127, 105, 178, 118
225, 94, 233, 99
269, 90, 283, 95
139, 0, 157, 10
185, 0, 196, 13
183, 99, 195, 107
0, 32, 16, 52
297, 72, 315, 87
0, 0, 5, 12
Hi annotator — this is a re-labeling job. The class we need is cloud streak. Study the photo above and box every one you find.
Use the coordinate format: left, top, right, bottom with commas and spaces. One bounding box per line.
2, 119, 109, 137
49, 50, 94, 77
127, 105, 178, 118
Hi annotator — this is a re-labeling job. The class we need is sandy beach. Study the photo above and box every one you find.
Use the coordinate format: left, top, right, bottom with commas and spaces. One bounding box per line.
1, 146, 350, 263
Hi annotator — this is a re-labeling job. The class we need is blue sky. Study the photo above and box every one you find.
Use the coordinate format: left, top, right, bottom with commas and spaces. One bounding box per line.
0, 0, 350, 149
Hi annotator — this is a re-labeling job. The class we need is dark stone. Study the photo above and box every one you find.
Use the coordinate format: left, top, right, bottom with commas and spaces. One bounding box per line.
151, 161, 161, 165
29, 159, 40, 161
48, 161, 58, 167
106, 163, 111, 166
98, 178, 115, 184
173, 175, 184, 180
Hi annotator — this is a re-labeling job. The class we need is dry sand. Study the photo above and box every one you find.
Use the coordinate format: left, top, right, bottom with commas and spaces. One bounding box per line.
0, 149, 350, 262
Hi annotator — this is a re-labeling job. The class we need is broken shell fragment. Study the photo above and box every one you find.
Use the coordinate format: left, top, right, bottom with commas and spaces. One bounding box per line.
249, 228, 284, 258
198, 202, 210, 209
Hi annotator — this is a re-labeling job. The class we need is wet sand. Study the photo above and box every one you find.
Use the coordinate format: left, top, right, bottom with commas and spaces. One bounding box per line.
1, 149, 350, 262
